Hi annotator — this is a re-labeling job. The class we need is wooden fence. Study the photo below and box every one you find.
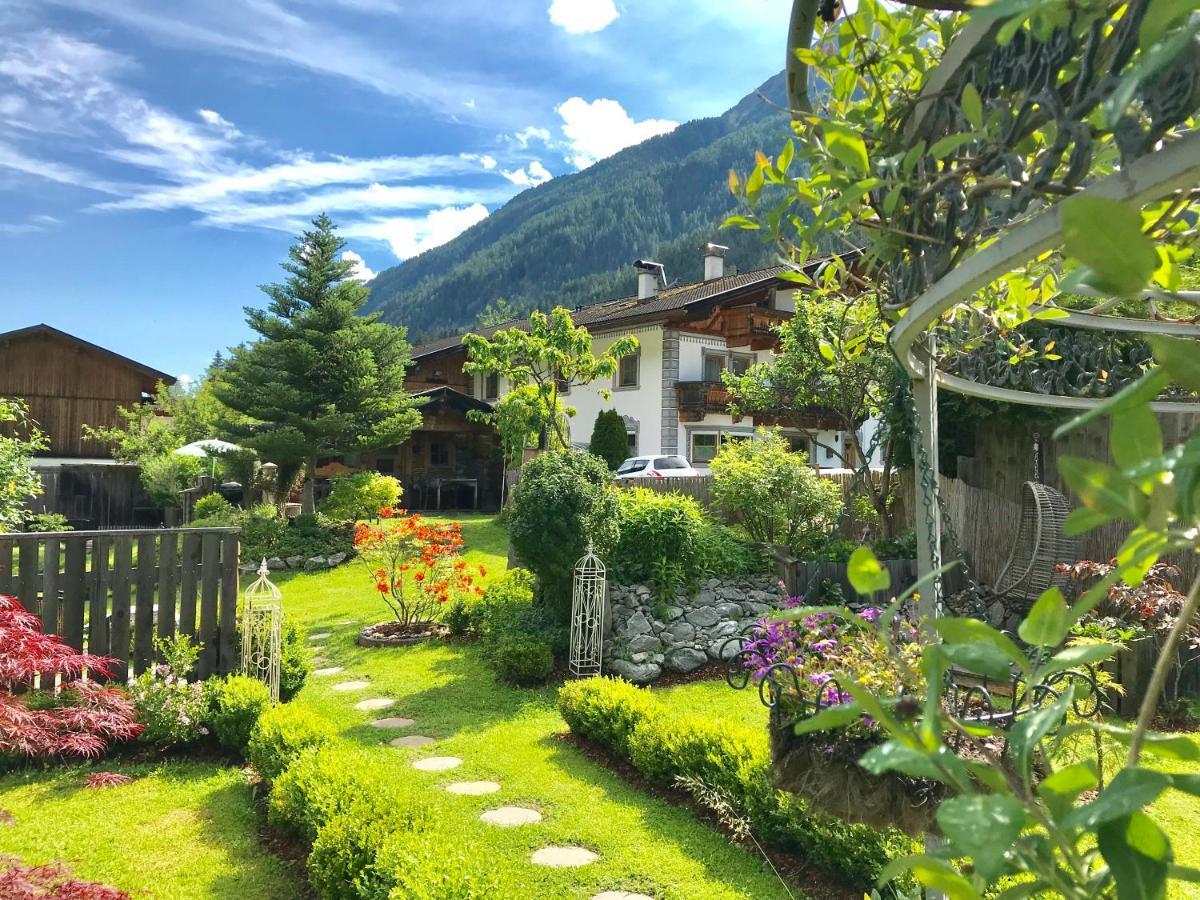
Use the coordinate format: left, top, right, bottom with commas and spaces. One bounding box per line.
0, 527, 241, 682
775, 555, 919, 605
614, 470, 875, 511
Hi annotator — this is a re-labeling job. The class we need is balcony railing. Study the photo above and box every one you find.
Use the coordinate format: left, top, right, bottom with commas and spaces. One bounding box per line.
724, 308, 789, 349
676, 381, 733, 422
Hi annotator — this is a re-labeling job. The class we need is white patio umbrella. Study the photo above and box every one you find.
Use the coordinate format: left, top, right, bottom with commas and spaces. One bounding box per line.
174, 438, 244, 477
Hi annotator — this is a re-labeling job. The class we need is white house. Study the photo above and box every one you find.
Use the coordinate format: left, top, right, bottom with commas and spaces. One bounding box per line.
408, 246, 876, 474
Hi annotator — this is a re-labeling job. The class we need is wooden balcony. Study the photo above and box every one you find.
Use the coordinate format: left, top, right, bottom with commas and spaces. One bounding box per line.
724, 308, 789, 350
676, 381, 733, 422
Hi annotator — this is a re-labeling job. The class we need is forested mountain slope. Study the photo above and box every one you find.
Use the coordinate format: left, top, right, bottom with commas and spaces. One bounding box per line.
365, 72, 793, 338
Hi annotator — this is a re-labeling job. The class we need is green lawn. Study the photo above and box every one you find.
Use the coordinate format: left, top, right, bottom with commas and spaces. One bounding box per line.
0, 761, 298, 898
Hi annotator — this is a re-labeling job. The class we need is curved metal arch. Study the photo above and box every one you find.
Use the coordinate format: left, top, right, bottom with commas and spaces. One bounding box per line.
890, 130, 1200, 406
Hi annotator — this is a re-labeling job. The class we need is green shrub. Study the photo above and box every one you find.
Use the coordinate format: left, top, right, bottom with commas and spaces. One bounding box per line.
442, 597, 478, 636
710, 428, 844, 552
23, 512, 71, 532
193, 493, 235, 522
557, 677, 911, 889
308, 792, 430, 900
476, 568, 535, 638
268, 743, 381, 842
280, 618, 311, 702
509, 449, 618, 623
379, 824, 508, 899
320, 471, 402, 521
205, 674, 271, 754
248, 704, 335, 784
588, 408, 630, 470
694, 519, 762, 576
494, 633, 554, 685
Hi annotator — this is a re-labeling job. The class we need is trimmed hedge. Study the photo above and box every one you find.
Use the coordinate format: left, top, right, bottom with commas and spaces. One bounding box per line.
248, 703, 336, 785
557, 677, 915, 889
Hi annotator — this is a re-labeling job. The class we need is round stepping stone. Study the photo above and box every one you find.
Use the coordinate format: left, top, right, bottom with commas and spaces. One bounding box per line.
331, 680, 369, 692
390, 735, 435, 748
445, 780, 500, 796
355, 698, 395, 711
370, 717, 415, 729
313, 667, 343, 677
413, 756, 461, 772
482, 806, 543, 827
308, 632, 331, 641
531, 846, 595, 867
593, 894, 654, 900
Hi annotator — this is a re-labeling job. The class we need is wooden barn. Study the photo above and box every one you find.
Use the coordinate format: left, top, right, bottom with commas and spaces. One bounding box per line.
0, 324, 175, 528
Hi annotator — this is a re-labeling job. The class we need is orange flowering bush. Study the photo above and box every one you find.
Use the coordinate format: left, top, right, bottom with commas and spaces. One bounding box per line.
354, 509, 481, 627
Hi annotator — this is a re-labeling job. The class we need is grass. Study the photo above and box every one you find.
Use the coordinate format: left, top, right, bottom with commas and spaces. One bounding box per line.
276, 513, 798, 899
0, 761, 298, 899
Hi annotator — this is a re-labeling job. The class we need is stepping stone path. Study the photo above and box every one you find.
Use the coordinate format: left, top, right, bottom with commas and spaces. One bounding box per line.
481, 806, 543, 827
313, 667, 343, 677
445, 781, 500, 796
308, 632, 331, 641
355, 698, 395, 711
531, 846, 596, 867
412, 756, 462, 772
331, 680, 369, 692
390, 735, 435, 748
370, 717, 415, 729
592, 894, 653, 900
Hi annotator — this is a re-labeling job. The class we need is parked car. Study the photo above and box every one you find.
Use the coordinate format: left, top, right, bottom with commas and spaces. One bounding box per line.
614, 455, 701, 479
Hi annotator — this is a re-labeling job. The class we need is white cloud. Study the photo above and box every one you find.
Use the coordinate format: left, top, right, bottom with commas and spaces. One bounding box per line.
556, 97, 677, 168
479, 154, 497, 170
513, 125, 551, 148
341, 250, 376, 282
548, 0, 618, 34
347, 203, 489, 260
500, 160, 552, 188
197, 108, 241, 139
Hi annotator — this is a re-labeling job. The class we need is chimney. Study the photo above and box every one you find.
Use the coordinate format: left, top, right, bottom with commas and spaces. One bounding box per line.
703, 242, 728, 281
634, 259, 665, 300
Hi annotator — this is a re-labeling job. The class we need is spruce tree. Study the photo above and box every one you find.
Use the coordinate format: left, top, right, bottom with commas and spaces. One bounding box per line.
214, 215, 421, 512
589, 408, 630, 470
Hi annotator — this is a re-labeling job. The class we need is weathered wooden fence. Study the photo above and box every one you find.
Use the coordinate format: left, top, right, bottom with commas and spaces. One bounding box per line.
773, 555, 919, 605
0, 527, 240, 682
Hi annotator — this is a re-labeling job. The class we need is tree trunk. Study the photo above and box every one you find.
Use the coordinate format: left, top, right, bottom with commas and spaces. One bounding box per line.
302, 456, 316, 515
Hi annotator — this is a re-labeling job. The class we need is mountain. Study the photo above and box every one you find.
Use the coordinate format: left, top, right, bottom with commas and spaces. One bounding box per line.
365, 72, 794, 339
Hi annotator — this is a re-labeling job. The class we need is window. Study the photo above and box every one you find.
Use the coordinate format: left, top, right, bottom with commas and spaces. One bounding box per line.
375, 457, 395, 475
617, 457, 648, 475
702, 352, 725, 383
484, 373, 500, 400
730, 354, 753, 376
786, 435, 809, 456
429, 441, 450, 466
556, 375, 570, 396
654, 456, 689, 470
617, 353, 639, 388
626, 430, 638, 452
691, 433, 719, 464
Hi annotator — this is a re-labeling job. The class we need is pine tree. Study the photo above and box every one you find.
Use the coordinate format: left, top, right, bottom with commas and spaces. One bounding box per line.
214, 215, 421, 512
589, 408, 630, 470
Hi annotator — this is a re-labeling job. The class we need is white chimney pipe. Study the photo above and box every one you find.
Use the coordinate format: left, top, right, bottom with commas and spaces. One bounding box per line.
634, 259, 664, 300
703, 242, 728, 281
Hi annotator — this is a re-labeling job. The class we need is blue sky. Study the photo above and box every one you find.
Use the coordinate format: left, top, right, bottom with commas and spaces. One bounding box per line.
0, 0, 791, 380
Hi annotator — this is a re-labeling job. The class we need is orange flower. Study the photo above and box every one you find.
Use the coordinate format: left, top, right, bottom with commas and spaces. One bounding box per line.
375, 582, 389, 593
414, 572, 425, 582
478, 565, 487, 577
379, 507, 394, 518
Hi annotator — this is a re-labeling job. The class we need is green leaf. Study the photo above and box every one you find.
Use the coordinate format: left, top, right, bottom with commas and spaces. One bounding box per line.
1038, 760, 1099, 818
1140, 0, 1197, 48
1008, 685, 1073, 782
1058, 456, 1143, 520
823, 122, 869, 176
1112, 403, 1164, 471
777, 138, 795, 174
937, 795, 1025, 882
929, 132, 980, 160
961, 83, 984, 129
792, 700, 863, 736
722, 215, 760, 230
935, 617, 1029, 674
1092, 725, 1200, 762
941, 640, 1015, 681
1098, 812, 1170, 900
1041, 642, 1120, 676
1063, 506, 1115, 536
847, 546, 891, 595
901, 140, 925, 178
1062, 768, 1171, 831
1148, 335, 1200, 391
1061, 196, 1157, 297
858, 741, 967, 786
1115, 526, 1171, 586
1018, 587, 1070, 647
883, 184, 903, 215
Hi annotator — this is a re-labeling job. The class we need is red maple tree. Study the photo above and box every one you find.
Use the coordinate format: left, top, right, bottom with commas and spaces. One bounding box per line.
0, 856, 130, 899
0, 594, 141, 760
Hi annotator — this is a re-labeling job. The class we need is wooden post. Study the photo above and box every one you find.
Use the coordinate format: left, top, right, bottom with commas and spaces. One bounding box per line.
87, 534, 109, 663
41, 538, 60, 638
198, 532, 221, 678
157, 531, 178, 645
133, 533, 157, 675
179, 531, 201, 638
217, 532, 239, 675
109, 536, 133, 682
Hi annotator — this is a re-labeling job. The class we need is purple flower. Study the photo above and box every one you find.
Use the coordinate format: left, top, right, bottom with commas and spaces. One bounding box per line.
858, 607, 884, 623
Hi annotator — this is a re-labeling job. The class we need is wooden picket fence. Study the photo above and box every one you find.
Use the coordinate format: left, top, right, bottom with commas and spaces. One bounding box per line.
0, 527, 240, 683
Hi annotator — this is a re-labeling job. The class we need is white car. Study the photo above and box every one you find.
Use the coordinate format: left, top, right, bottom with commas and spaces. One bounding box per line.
614, 455, 701, 479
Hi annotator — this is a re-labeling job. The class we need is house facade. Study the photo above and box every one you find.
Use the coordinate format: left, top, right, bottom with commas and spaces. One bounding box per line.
410, 247, 875, 473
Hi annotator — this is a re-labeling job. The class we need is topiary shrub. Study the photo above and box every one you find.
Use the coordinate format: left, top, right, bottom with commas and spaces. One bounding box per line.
268, 743, 381, 842
442, 597, 479, 637
320, 471, 402, 521
494, 633, 554, 685
205, 674, 271, 755
557, 677, 658, 759
192, 493, 235, 522
588, 408, 630, 470
378, 823, 509, 899
710, 428, 844, 553
476, 568, 535, 639
248, 704, 335, 785
509, 449, 619, 623
279, 618, 311, 702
